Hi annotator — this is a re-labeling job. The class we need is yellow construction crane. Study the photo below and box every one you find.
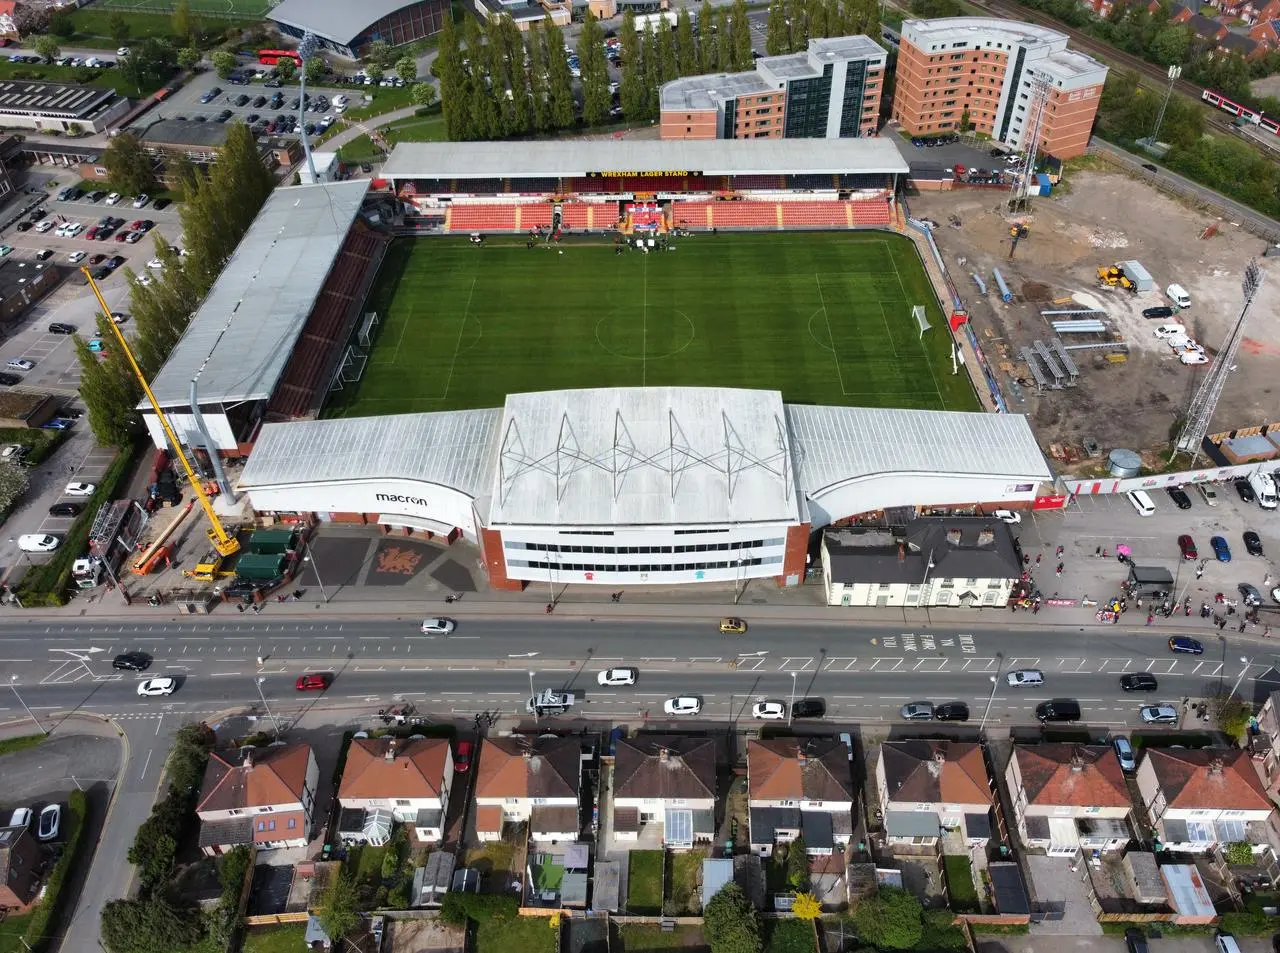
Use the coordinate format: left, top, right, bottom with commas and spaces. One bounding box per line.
82, 267, 240, 571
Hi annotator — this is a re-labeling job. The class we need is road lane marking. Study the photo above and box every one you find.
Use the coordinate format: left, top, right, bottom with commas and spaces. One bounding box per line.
140, 750, 153, 778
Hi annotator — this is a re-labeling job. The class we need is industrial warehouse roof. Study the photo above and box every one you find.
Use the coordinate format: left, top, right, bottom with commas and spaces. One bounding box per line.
381, 138, 910, 180
488, 387, 801, 527
0, 79, 117, 119
786, 405, 1050, 496
144, 180, 370, 408
239, 408, 500, 499
267, 0, 422, 44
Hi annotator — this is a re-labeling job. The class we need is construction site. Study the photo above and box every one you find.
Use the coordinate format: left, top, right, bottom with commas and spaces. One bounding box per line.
908, 163, 1280, 468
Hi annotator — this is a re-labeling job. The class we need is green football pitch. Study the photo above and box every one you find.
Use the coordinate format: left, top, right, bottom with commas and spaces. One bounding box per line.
95, 0, 272, 17
323, 232, 980, 418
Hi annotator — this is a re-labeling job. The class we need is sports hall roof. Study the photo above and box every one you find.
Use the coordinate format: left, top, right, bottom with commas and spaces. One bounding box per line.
381, 139, 910, 180
144, 180, 370, 408
786, 405, 1050, 495
268, 0, 420, 45
488, 387, 801, 527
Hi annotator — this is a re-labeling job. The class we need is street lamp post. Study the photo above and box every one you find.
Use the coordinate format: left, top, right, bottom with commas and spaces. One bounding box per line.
978, 654, 1006, 734
787, 671, 797, 726
256, 677, 282, 737
529, 670, 537, 723
303, 551, 330, 603
8, 676, 45, 735
1228, 655, 1253, 699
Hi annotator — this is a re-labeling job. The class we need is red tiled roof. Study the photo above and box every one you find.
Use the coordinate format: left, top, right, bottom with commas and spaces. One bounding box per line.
748, 738, 853, 801
881, 740, 993, 806
339, 737, 449, 801
1143, 748, 1271, 811
1013, 744, 1130, 808
474, 735, 579, 800
197, 744, 312, 813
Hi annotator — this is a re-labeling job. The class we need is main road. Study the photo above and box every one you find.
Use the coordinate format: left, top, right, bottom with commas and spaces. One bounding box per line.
4, 617, 1277, 730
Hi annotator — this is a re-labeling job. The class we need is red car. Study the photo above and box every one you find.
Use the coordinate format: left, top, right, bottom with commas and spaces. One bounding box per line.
295, 673, 330, 692
455, 740, 473, 773
113, 231, 129, 242
89, 254, 106, 265
1177, 534, 1198, 560
129, 220, 144, 230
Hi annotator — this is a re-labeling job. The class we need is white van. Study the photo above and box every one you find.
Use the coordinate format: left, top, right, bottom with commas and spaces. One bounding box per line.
1127, 489, 1156, 516
1249, 470, 1278, 509
1214, 934, 1243, 953
1166, 283, 1192, 308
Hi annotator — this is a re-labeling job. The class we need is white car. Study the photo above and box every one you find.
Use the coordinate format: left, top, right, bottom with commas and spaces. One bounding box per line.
136, 275, 152, 287
37, 803, 60, 841
597, 667, 637, 686
1153, 324, 1186, 339
1167, 337, 1200, 352
64, 482, 96, 496
992, 509, 1021, 524
117, 47, 130, 57
17, 534, 59, 553
420, 617, 456, 635
752, 700, 787, 720
7, 358, 34, 370
35, 221, 54, 233
663, 696, 702, 716
146, 258, 164, 270
7, 807, 31, 829
104, 192, 121, 205
133, 194, 149, 208
67, 251, 86, 263
137, 677, 176, 697
1006, 668, 1044, 686
1180, 351, 1209, 365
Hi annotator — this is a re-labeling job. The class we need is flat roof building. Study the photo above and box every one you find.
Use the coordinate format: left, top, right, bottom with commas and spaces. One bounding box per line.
268, 0, 449, 59
660, 36, 887, 141
0, 79, 129, 133
892, 17, 1107, 158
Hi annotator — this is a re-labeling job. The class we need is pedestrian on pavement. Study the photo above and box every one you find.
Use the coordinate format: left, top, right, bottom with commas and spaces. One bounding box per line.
1035, 554, 1041, 565
1219, 618, 1227, 631
1196, 566, 1204, 580
1095, 546, 1102, 557
1056, 545, 1064, 558
1055, 563, 1063, 576
1146, 613, 1154, 626
1032, 603, 1040, 615
1239, 620, 1247, 633
1265, 626, 1272, 638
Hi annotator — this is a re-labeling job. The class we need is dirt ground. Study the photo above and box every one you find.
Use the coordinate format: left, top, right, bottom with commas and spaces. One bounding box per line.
908, 169, 1280, 463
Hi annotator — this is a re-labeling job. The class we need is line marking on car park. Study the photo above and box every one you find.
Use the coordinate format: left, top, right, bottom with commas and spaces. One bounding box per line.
870, 658, 904, 671
823, 657, 859, 671
780, 657, 814, 671
1145, 659, 1178, 673
914, 658, 948, 672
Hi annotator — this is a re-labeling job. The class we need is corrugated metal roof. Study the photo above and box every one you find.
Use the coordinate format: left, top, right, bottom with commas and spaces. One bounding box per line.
145, 180, 370, 407
787, 405, 1050, 496
268, 0, 421, 44
238, 409, 500, 499
381, 137, 910, 180
489, 387, 800, 527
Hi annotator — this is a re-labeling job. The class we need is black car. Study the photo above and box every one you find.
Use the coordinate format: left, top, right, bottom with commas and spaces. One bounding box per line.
48, 323, 75, 334
14, 222, 30, 232
252, 95, 267, 108
1244, 531, 1264, 556
790, 698, 826, 719
934, 701, 970, 721
0, 373, 19, 386
361, 162, 373, 173
152, 198, 171, 210
1140, 163, 1157, 174
1036, 699, 1081, 722
215, 109, 233, 122
88, 190, 106, 202
112, 651, 152, 672
1166, 487, 1192, 509
1143, 306, 1175, 319
27, 209, 45, 222
1120, 672, 1158, 692
1124, 928, 1149, 953
48, 502, 83, 517
35, 249, 53, 261
1237, 479, 1256, 503
234, 94, 250, 107
105, 255, 126, 270
245, 113, 259, 124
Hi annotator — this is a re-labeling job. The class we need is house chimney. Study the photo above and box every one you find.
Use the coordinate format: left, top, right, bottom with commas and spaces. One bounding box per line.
946, 529, 962, 546
898, 542, 905, 563
1070, 750, 1085, 772
659, 747, 669, 762
977, 529, 994, 546
385, 740, 396, 762
933, 751, 946, 765
243, 750, 254, 769
1208, 756, 1224, 775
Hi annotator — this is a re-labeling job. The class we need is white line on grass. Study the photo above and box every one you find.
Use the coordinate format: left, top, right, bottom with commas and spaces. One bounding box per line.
642, 254, 648, 387
438, 276, 476, 404
883, 240, 946, 409
814, 274, 848, 397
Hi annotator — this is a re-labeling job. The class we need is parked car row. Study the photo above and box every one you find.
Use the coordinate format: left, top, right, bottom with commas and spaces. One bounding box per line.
6, 803, 60, 841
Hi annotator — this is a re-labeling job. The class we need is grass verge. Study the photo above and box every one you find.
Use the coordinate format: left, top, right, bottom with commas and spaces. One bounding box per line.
474, 914, 557, 953
241, 924, 308, 953
0, 59, 171, 98
0, 734, 45, 756
627, 850, 663, 915
943, 855, 979, 912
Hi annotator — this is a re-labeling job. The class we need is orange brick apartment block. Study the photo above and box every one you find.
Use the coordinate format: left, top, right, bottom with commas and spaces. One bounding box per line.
892, 18, 1107, 159
661, 36, 885, 141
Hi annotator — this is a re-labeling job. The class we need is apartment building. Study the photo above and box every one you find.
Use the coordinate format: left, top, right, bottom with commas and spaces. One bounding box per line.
660, 36, 886, 140
892, 17, 1108, 159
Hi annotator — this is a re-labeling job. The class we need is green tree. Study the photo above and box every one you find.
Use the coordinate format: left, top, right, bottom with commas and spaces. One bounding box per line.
714, 5, 732, 71
697, 0, 715, 71
676, 9, 697, 75
319, 871, 360, 943
108, 12, 131, 46
436, 13, 468, 138
46, 9, 73, 38
580, 9, 611, 126
395, 55, 418, 83
658, 24, 678, 84
463, 17, 498, 138
643, 24, 662, 117
1150, 26, 1189, 66
528, 21, 553, 132
276, 55, 297, 83
119, 37, 177, 94
786, 837, 810, 890
852, 888, 924, 950
410, 82, 437, 107
101, 897, 205, 953
177, 47, 200, 71
365, 39, 395, 68
211, 50, 237, 79
619, 10, 647, 121
1224, 841, 1254, 865
304, 53, 327, 84
704, 882, 762, 953
545, 18, 575, 129
766, 0, 788, 55
730, 0, 753, 71
860, 0, 880, 47
367, 61, 385, 83
171, 0, 192, 43
76, 330, 141, 450
32, 35, 60, 63
102, 133, 156, 196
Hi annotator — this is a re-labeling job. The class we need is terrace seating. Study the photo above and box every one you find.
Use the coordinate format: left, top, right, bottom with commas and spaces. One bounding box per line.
447, 205, 519, 232
672, 202, 714, 229
730, 175, 785, 191
519, 205, 555, 230
849, 200, 893, 226
707, 202, 779, 228
559, 204, 591, 228
780, 201, 850, 227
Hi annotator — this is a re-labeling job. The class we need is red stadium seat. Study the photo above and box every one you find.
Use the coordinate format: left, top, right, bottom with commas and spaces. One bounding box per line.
780, 202, 849, 227
448, 205, 519, 232
707, 202, 779, 228
849, 200, 893, 226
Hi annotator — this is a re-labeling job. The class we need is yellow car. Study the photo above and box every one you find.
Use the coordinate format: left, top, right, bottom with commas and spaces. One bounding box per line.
719, 617, 747, 635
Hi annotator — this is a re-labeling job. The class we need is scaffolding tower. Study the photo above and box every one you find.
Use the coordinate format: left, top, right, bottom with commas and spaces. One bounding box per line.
1007, 75, 1052, 214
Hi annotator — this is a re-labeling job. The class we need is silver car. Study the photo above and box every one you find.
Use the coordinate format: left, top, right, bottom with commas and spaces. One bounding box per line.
1140, 705, 1178, 724
900, 702, 934, 720
1113, 736, 1136, 771
419, 617, 456, 635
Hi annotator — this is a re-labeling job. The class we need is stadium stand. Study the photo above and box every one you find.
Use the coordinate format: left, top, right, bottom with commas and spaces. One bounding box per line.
448, 205, 519, 232
559, 203, 591, 228
781, 201, 851, 227
519, 204, 555, 230
733, 175, 787, 191
267, 222, 390, 419
709, 202, 781, 228
849, 199, 893, 226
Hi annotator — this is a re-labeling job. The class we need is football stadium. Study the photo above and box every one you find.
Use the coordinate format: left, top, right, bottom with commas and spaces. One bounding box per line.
141, 141, 1053, 593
